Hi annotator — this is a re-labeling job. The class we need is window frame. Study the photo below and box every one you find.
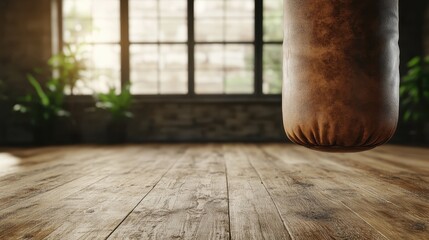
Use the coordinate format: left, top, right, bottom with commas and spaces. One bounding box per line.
56, 0, 282, 102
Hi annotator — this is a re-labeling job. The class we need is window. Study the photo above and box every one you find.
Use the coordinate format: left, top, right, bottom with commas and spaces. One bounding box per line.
129, 0, 188, 94
63, 0, 121, 94
194, 0, 254, 94
60, 0, 283, 97
263, 0, 283, 94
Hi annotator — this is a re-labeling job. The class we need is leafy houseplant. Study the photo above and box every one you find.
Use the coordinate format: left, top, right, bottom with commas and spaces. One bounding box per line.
94, 84, 133, 143
13, 74, 69, 144
48, 44, 85, 96
49, 45, 86, 142
400, 56, 429, 143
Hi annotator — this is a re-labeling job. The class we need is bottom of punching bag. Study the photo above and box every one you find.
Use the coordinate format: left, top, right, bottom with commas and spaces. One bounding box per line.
305, 145, 377, 153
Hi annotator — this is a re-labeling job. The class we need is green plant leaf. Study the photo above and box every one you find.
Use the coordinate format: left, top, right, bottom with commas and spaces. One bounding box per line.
404, 110, 412, 122
407, 57, 420, 68
27, 74, 50, 106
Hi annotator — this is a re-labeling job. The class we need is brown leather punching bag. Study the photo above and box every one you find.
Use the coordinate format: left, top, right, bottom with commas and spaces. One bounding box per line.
282, 0, 400, 152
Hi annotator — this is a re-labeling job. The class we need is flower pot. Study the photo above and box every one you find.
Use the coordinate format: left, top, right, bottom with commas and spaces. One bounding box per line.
32, 122, 55, 146
106, 120, 128, 144
282, 0, 400, 152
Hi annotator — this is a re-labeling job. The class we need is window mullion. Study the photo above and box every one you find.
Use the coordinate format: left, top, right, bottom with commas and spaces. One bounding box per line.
56, 0, 64, 54
187, 0, 195, 95
120, 0, 130, 89
255, 0, 263, 95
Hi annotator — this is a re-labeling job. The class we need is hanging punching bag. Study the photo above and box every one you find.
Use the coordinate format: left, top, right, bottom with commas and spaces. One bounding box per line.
282, 0, 399, 152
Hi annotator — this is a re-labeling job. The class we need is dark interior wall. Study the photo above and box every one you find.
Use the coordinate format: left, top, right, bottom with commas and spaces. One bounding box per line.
399, 0, 428, 74
0, 0, 428, 144
0, 0, 53, 144
424, 3, 429, 55
0, 0, 52, 86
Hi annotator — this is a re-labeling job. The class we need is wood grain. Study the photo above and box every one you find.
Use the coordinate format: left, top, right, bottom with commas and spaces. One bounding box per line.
0, 144, 427, 239
108, 145, 229, 239
224, 144, 292, 240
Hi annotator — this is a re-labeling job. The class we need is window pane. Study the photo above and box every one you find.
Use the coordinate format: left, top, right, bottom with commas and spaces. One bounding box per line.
160, 71, 188, 94
225, 45, 253, 71
195, 0, 254, 42
263, 45, 282, 94
63, 0, 120, 43
130, 0, 187, 42
160, 45, 188, 70
195, 20, 224, 42
195, 44, 254, 94
195, 45, 224, 70
130, 19, 158, 42
64, 0, 91, 17
263, 18, 283, 42
159, 18, 187, 42
131, 44, 159, 94
159, 45, 188, 94
131, 71, 159, 94
194, 0, 224, 18
195, 71, 224, 94
159, 0, 187, 18
264, 0, 283, 18
263, 0, 283, 41
130, 45, 159, 71
225, 18, 254, 42
92, 18, 120, 42
63, 18, 93, 43
226, 0, 254, 18
74, 44, 121, 94
130, 44, 187, 94
225, 70, 253, 94
129, 0, 158, 18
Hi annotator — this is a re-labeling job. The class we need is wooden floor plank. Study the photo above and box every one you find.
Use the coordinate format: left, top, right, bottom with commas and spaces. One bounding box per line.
0, 144, 428, 239
244, 144, 389, 240
289, 145, 429, 221
108, 144, 229, 240
0, 146, 141, 210
0, 146, 74, 176
224, 144, 292, 240
0, 145, 186, 239
261, 144, 429, 240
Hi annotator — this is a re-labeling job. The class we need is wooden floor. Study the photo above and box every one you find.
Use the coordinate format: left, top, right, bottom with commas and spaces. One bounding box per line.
0, 144, 428, 239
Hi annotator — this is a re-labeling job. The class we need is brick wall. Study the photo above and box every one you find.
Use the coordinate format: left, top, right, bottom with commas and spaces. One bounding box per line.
80, 102, 285, 143
0, 101, 285, 144
0, 0, 52, 89
0, 0, 53, 144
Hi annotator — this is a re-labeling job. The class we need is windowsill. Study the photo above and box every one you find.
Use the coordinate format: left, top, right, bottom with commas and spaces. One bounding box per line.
65, 94, 282, 104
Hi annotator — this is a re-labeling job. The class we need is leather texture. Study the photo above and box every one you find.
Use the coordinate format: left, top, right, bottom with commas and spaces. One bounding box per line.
282, 0, 400, 152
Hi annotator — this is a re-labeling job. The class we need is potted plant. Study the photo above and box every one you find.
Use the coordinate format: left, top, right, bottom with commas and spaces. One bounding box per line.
48, 44, 85, 96
400, 56, 429, 144
94, 84, 133, 143
13, 74, 69, 145
49, 44, 86, 142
